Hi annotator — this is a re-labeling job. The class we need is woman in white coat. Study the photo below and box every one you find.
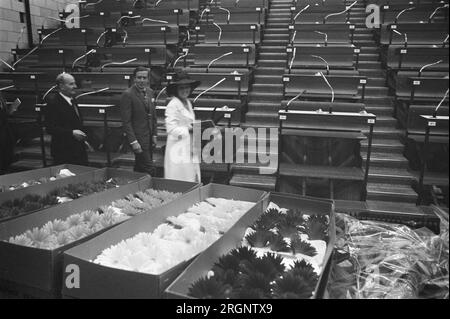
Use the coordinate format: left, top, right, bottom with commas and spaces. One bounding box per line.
164, 73, 201, 182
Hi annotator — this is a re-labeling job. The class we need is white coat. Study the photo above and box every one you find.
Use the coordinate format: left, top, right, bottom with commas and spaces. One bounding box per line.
164, 97, 201, 182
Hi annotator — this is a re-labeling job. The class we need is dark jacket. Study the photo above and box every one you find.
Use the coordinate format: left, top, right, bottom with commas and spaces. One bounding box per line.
44, 93, 87, 165
0, 93, 15, 173
120, 85, 157, 148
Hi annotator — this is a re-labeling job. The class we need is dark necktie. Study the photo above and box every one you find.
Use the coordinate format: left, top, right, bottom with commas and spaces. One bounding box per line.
71, 98, 81, 118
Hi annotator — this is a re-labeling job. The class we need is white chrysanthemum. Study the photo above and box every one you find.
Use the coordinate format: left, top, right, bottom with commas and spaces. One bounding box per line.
9, 234, 34, 247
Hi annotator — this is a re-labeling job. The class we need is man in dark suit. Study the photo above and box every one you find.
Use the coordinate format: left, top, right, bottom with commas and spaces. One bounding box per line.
120, 66, 157, 175
45, 73, 88, 166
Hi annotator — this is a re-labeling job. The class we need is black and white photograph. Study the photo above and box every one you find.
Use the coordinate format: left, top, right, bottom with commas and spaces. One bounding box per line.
0, 0, 448, 303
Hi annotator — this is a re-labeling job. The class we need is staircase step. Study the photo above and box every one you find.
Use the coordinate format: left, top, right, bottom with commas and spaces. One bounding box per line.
365, 106, 393, 116
364, 86, 390, 97
368, 167, 414, 185
363, 152, 409, 169
255, 67, 285, 76
361, 138, 404, 153
230, 174, 277, 191
252, 83, 285, 93
262, 39, 290, 45
367, 183, 418, 203
372, 127, 402, 139
248, 101, 280, 112
359, 53, 379, 61
366, 200, 423, 216
375, 115, 398, 128
358, 61, 383, 69
259, 52, 288, 60
258, 59, 288, 67
254, 74, 283, 84
249, 92, 284, 102
358, 68, 385, 77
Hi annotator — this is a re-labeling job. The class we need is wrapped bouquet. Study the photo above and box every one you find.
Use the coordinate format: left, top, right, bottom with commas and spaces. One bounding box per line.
328, 211, 449, 299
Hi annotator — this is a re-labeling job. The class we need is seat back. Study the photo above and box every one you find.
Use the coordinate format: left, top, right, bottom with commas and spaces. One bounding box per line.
72, 72, 132, 92
207, 8, 265, 25
202, 24, 261, 44
93, 46, 168, 67
287, 45, 355, 69
120, 25, 180, 45
146, 0, 200, 10
380, 23, 449, 45
407, 104, 449, 136
396, 75, 450, 102
283, 74, 365, 99
190, 44, 256, 67
387, 46, 449, 70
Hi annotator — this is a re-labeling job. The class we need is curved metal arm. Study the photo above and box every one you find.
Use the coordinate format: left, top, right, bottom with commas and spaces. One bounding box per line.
311, 55, 330, 74
207, 52, 233, 72
213, 23, 223, 45
314, 30, 328, 46
200, 8, 210, 20
324, 0, 357, 23
429, 4, 449, 22
419, 60, 443, 76
12, 45, 39, 69
172, 51, 189, 68
39, 27, 63, 45
72, 49, 95, 69
443, 34, 449, 47
155, 0, 164, 6
122, 29, 129, 46
395, 6, 415, 24
393, 29, 408, 47
434, 89, 449, 117
75, 87, 109, 100
116, 15, 141, 25
289, 47, 297, 71
291, 30, 297, 44
96, 30, 108, 46
218, 7, 231, 23
194, 78, 226, 103
287, 89, 307, 109
315, 72, 335, 110
84, 0, 104, 8
0, 57, 15, 71
155, 87, 167, 105
0, 85, 14, 92
142, 17, 169, 24
43, 85, 57, 101
101, 58, 137, 71
293, 5, 310, 22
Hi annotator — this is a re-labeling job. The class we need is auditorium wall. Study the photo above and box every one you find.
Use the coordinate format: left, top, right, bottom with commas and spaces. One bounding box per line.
0, 0, 71, 68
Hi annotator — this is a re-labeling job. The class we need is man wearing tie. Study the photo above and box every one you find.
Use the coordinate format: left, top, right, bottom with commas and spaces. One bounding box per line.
120, 66, 157, 175
45, 73, 88, 166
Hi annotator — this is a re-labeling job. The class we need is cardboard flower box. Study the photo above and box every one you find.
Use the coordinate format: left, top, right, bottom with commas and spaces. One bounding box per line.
0, 165, 97, 193
61, 184, 268, 299
0, 168, 148, 223
0, 175, 199, 298
165, 192, 336, 299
